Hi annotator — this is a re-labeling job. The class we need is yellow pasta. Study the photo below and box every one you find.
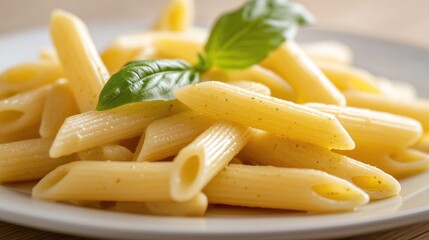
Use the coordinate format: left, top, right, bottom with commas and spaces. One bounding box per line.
174, 81, 354, 150
50, 100, 186, 158
135, 111, 215, 162
154, 0, 194, 32
301, 41, 353, 65
316, 61, 381, 93
345, 91, 429, 130
0, 138, 75, 183
307, 103, 422, 150
0, 85, 52, 135
340, 147, 429, 179
101, 29, 206, 73
33, 161, 172, 201
376, 77, 417, 100
50, 10, 110, 112
0, 124, 40, 144
171, 121, 252, 201
38, 48, 58, 63
0, 61, 62, 95
225, 81, 271, 96
261, 41, 346, 105
115, 193, 207, 217
39, 80, 79, 138
78, 144, 133, 162
204, 164, 369, 212
414, 133, 429, 153
238, 130, 400, 199
203, 66, 295, 100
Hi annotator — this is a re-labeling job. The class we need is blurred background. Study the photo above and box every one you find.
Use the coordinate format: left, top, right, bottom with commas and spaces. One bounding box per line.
1, 0, 429, 48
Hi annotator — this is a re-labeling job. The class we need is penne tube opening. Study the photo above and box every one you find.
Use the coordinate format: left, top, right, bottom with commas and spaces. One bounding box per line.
171, 147, 204, 201
311, 183, 369, 209
32, 165, 69, 198
350, 174, 401, 199
384, 150, 429, 179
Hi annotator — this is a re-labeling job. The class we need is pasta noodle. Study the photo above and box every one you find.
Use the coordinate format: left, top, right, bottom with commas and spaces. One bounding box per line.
39, 80, 79, 138
345, 91, 429, 130
135, 110, 215, 162
77, 144, 133, 162
238, 130, 400, 199
101, 29, 206, 73
170, 121, 252, 201
307, 103, 422, 150
340, 147, 429, 179
203, 66, 295, 100
174, 81, 354, 150
301, 41, 353, 65
261, 41, 346, 106
50, 100, 187, 158
154, 0, 194, 32
0, 85, 52, 135
204, 164, 369, 212
0, 60, 62, 95
0, 138, 74, 183
50, 10, 110, 112
316, 61, 381, 93
33, 161, 172, 201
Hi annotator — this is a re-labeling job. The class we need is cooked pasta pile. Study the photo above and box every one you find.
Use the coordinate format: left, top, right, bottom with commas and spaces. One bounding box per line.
1, 0, 429, 217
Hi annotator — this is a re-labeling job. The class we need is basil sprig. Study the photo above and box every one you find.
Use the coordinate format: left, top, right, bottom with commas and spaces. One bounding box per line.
96, 0, 313, 111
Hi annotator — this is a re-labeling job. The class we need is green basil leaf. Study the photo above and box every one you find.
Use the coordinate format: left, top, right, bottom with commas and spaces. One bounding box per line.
96, 59, 199, 111
204, 0, 313, 70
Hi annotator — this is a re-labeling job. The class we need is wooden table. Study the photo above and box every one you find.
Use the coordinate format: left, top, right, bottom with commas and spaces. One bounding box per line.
1, 0, 429, 239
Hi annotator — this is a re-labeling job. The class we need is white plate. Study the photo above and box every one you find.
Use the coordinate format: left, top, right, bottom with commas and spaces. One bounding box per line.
2, 23, 429, 240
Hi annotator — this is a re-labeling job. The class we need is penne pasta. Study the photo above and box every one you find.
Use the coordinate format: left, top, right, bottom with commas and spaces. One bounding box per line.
50, 100, 186, 158
225, 81, 271, 96
0, 85, 52, 135
170, 121, 252, 201
203, 164, 369, 212
153, 0, 194, 32
174, 81, 354, 150
345, 91, 429, 130
33, 161, 368, 212
39, 80, 79, 138
307, 103, 422, 150
38, 48, 58, 62
340, 147, 429, 179
50, 10, 110, 112
316, 61, 381, 93
376, 77, 417, 100
414, 133, 429, 153
0, 124, 40, 144
0, 138, 75, 183
238, 130, 400, 199
0, 61, 62, 95
101, 29, 206, 74
261, 41, 346, 106
33, 161, 172, 201
78, 144, 133, 162
203, 66, 295, 100
135, 110, 215, 162
301, 41, 353, 65
114, 193, 207, 217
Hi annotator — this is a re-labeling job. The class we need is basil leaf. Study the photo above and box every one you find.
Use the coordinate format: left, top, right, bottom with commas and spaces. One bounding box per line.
204, 0, 313, 70
96, 59, 199, 111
